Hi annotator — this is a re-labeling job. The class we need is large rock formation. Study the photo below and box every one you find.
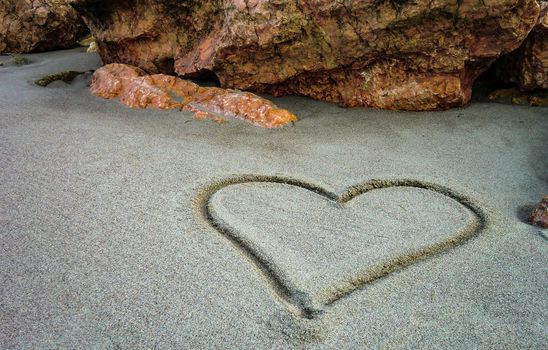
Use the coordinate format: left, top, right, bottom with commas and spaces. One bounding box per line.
496, 1, 548, 91
71, 0, 540, 111
91, 63, 298, 128
0, 0, 88, 54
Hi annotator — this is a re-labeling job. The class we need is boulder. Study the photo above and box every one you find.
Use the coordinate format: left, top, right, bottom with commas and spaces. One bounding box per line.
71, 0, 540, 111
0, 0, 88, 54
496, 1, 548, 91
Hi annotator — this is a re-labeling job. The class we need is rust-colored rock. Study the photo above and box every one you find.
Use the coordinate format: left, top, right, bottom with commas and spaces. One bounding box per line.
0, 0, 88, 54
91, 63, 297, 128
496, 1, 548, 91
71, 0, 540, 111
529, 195, 548, 228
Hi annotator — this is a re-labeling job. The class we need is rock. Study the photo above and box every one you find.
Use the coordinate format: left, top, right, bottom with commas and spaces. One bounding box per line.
10, 54, 30, 66
78, 34, 97, 53
71, 0, 540, 111
496, 1, 548, 91
529, 195, 548, 228
528, 95, 548, 106
487, 87, 548, 106
35, 70, 86, 87
0, 0, 88, 54
91, 63, 298, 128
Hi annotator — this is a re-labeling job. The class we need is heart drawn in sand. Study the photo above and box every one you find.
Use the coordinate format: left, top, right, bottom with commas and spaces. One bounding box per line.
195, 176, 486, 318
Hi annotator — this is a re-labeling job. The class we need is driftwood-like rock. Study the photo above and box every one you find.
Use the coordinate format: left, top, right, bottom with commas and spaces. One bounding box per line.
91, 63, 298, 128
71, 0, 540, 111
0, 0, 88, 54
496, 1, 548, 91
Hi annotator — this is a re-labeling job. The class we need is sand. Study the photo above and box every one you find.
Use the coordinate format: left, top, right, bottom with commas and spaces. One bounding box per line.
0, 48, 547, 349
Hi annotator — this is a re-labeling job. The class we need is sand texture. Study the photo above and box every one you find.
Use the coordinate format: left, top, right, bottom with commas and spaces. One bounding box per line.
0, 48, 547, 349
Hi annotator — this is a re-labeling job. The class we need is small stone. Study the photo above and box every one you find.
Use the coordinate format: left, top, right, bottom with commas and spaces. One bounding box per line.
35, 71, 85, 87
11, 54, 29, 65
78, 34, 97, 53
529, 196, 548, 228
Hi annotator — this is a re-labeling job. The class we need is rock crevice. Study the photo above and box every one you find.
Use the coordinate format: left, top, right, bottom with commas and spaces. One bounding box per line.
496, 1, 548, 91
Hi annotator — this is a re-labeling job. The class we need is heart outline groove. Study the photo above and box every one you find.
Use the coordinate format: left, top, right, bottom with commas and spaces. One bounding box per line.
194, 175, 488, 319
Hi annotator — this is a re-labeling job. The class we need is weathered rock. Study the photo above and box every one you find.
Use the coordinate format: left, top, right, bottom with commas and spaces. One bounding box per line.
496, 1, 548, 91
529, 195, 548, 228
91, 63, 298, 128
35, 70, 86, 87
487, 87, 548, 106
0, 0, 88, 54
71, 0, 540, 111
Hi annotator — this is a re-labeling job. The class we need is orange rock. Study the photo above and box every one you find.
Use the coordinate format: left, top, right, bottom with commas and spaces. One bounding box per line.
72, 0, 540, 111
529, 195, 548, 228
91, 63, 298, 128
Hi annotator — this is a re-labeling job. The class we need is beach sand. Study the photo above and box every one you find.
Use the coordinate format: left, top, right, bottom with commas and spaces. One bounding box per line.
1, 48, 547, 348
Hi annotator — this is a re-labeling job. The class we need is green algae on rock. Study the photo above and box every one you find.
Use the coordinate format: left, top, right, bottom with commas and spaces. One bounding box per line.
78, 34, 97, 53
11, 54, 29, 66
35, 71, 87, 87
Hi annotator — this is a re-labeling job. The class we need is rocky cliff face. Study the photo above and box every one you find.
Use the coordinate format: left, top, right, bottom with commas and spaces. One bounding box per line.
0, 0, 88, 54
496, 1, 547, 91
71, 0, 540, 111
